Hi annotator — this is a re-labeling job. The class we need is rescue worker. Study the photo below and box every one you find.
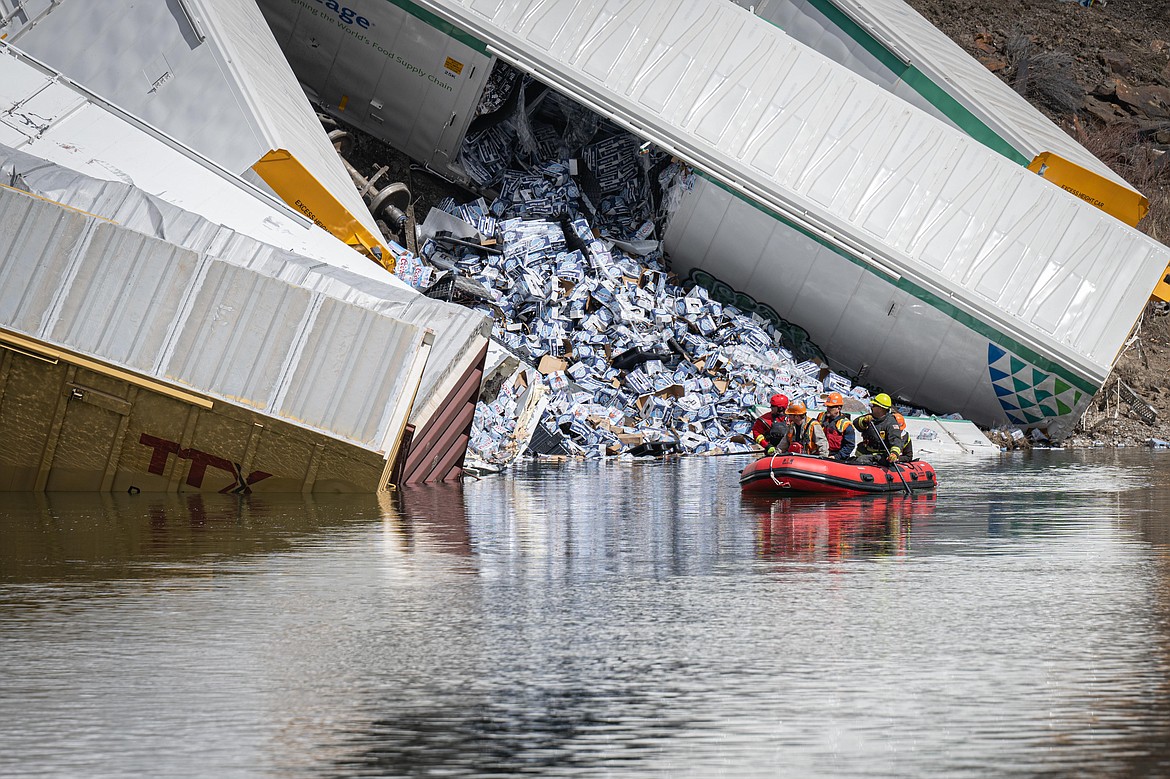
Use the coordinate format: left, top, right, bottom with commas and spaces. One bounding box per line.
853, 393, 912, 464
784, 401, 829, 456
816, 391, 856, 460
752, 393, 790, 455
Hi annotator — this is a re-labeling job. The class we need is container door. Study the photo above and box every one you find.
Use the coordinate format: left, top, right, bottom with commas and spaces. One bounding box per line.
360, 4, 490, 169
45, 378, 133, 492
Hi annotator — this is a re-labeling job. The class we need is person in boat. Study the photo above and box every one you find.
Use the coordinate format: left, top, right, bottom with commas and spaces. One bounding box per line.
783, 401, 829, 456
853, 393, 912, 464
752, 393, 791, 455
816, 391, 856, 460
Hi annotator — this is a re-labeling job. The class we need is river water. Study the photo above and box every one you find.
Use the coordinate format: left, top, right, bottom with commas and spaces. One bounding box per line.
3, 449, 1170, 778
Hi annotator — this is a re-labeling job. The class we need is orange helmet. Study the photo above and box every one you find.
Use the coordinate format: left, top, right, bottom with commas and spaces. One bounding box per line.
786, 401, 807, 415
770, 393, 789, 409
824, 391, 844, 407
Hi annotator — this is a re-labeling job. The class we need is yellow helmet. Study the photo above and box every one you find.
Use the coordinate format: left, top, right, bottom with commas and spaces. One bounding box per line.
871, 393, 893, 409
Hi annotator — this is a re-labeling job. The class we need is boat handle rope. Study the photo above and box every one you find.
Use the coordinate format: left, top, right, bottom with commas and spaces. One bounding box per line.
769, 454, 782, 486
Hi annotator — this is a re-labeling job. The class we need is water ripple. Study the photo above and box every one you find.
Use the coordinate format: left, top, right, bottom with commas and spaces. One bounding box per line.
2, 451, 1170, 777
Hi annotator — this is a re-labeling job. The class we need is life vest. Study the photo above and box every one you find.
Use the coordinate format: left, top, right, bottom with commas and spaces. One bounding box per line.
752, 412, 790, 449
767, 416, 789, 447
788, 418, 826, 456
817, 412, 851, 452
891, 412, 912, 458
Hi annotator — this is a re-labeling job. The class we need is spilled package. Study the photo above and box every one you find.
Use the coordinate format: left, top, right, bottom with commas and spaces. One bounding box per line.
435, 63, 929, 464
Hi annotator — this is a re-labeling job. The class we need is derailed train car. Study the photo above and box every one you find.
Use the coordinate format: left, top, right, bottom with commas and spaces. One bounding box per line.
0, 45, 490, 491
255, 0, 1169, 437
729, 0, 1151, 230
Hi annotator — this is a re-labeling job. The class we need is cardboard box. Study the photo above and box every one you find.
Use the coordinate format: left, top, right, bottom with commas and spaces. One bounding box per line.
538, 355, 569, 375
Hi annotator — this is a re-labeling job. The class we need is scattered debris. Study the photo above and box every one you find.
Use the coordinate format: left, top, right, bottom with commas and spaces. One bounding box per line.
334, 64, 951, 464
324, 63, 942, 465
432, 197, 903, 462
1117, 378, 1158, 425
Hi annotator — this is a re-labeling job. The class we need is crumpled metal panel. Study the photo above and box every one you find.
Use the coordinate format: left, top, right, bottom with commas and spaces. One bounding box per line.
426, 0, 1167, 379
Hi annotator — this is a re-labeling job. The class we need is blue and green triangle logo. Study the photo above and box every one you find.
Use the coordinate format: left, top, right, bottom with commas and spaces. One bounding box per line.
988, 342, 1084, 428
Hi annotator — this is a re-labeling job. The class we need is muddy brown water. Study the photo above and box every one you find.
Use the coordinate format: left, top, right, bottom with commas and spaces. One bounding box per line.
3, 449, 1170, 777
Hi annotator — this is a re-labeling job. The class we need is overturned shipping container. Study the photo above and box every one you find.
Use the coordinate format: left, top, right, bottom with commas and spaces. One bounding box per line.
0, 46, 490, 492
0, 0, 393, 264
256, 0, 1169, 437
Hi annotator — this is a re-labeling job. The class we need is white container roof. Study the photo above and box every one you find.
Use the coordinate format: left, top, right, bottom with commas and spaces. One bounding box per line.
740, 0, 1137, 195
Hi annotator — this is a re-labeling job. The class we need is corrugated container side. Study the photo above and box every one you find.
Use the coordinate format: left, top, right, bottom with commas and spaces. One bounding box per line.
0, 191, 90, 336
163, 262, 314, 408
49, 224, 201, 374
278, 296, 424, 447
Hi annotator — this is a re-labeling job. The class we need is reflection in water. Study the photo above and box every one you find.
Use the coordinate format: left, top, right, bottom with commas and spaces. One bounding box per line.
4, 452, 1170, 777
0, 492, 387, 583
335, 683, 691, 777
747, 493, 935, 563
391, 483, 473, 558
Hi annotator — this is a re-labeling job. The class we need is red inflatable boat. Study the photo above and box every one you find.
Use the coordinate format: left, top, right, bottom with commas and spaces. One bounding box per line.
739, 454, 937, 496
